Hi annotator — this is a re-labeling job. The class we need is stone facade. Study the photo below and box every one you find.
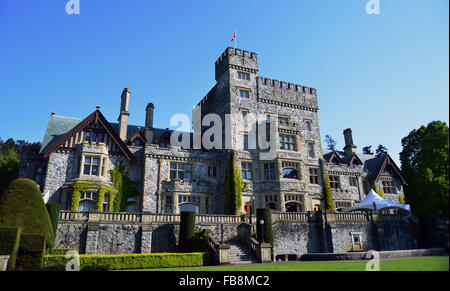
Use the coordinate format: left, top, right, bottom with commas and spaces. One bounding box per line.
19, 47, 407, 215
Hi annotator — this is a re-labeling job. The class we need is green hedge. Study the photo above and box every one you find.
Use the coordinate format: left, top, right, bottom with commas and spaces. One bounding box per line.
16, 234, 46, 270
179, 211, 196, 252
43, 252, 209, 270
256, 208, 273, 248
46, 203, 61, 253
50, 248, 77, 255
0, 226, 21, 270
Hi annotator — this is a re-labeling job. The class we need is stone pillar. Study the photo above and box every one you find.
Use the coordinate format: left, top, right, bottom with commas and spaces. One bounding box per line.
141, 224, 152, 254
173, 192, 179, 214
217, 245, 231, 265
279, 193, 286, 212
85, 223, 99, 254
256, 243, 272, 263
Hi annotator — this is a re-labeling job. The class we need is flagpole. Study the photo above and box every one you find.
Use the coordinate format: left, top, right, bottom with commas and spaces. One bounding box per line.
234, 28, 237, 49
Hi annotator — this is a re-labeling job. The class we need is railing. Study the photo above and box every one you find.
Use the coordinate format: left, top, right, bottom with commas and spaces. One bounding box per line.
273, 211, 310, 222
334, 212, 368, 221
59, 211, 244, 224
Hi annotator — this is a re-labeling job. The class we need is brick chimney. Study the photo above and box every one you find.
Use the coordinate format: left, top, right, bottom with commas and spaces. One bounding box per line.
144, 103, 154, 144
343, 128, 357, 155
118, 88, 130, 141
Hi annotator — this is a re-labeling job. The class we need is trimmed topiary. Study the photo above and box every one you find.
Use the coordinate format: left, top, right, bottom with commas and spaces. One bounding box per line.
321, 174, 335, 210
0, 226, 21, 270
179, 211, 196, 252
46, 203, 61, 251
16, 234, 46, 270
0, 178, 54, 251
256, 208, 273, 247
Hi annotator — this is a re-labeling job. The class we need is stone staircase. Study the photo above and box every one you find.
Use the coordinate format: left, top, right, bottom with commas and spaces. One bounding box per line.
226, 239, 259, 265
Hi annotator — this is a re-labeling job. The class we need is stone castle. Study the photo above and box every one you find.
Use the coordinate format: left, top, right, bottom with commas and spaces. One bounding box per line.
19, 47, 407, 216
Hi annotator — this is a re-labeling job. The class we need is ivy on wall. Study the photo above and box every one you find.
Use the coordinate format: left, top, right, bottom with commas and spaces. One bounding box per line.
69, 160, 137, 213
70, 182, 93, 211
108, 160, 138, 212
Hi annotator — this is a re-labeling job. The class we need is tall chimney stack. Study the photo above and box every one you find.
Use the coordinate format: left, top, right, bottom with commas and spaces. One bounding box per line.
144, 103, 154, 144
118, 88, 130, 141
343, 128, 357, 155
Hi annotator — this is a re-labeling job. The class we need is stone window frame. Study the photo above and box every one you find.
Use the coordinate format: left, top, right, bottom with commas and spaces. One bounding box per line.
238, 87, 250, 98
349, 176, 358, 187
262, 162, 276, 180
80, 154, 108, 178
243, 132, 249, 151
309, 167, 320, 184
208, 165, 217, 177
264, 194, 278, 210
281, 161, 301, 180
382, 180, 397, 194
241, 161, 253, 180
306, 141, 315, 158
169, 161, 193, 182
329, 175, 341, 190
237, 71, 250, 81
304, 119, 313, 132
279, 133, 297, 151
335, 200, 352, 209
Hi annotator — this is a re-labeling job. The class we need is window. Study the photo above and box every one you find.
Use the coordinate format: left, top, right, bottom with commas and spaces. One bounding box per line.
238, 72, 250, 80
278, 116, 289, 124
282, 161, 300, 179
241, 162, 252, 180
84, 131, 104, 143
83, 156, 100, 176
264, 163, 276, 180
208, 166, 217, 177
264, 195, 278, 210
102, 195, 109, 212
382, 181, 397, 194
329, 175, 340, 189
305, 120, 312, 131
349, 176, 358, 187
242, 110, 248, 124
307, 142, 315, 158
279, 134, 296, 151
101, 158, 107, 177
243, 134, 249, 150
164, 196, 173, 213
309, 168, 319, 184
78, 191, 97, 212
170, 162, 192, 181
132, 139, 143, 147
85, 131, 91, 142
239, 89, 249, 98
335, 201, 351, 208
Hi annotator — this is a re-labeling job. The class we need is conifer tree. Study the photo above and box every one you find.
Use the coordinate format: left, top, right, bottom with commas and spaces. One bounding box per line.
321, 174, 334, 210
224, 152, 242, 215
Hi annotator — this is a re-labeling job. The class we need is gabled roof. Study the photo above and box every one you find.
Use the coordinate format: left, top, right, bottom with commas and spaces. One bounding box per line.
126, 129, 146, 146
342, 153, 363, 166
323, 151, 343, 164
322, 150, 406, 184
364, 154, 407, 184
41, 110, 136, 162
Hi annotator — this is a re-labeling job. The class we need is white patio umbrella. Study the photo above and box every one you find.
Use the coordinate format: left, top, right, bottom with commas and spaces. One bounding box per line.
342, 189, 410, 212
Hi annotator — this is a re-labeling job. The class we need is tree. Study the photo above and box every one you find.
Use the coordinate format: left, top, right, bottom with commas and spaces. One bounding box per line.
321, 174, 334, 210
400, 121, 449, 218
0, 147, 19, 193
375, 144, 388, 156
325, 135, 337, 151
375, 186, 386, 199
362, 145, 374, 155
224, 152, 243, 215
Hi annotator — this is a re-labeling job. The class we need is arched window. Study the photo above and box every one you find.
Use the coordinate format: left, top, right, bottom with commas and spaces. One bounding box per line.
285, 202, 302, 213
282, 168, 299, 179
178, 203, 199, 214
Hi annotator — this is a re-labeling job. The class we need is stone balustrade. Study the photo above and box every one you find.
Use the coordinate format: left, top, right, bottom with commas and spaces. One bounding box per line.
59, 210, 406, 224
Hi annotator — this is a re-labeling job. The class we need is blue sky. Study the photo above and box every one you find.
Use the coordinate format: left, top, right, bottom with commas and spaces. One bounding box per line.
0, 0, 448, 167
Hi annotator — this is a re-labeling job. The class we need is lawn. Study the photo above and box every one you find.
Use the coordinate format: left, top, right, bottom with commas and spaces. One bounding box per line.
146, 256, 449, 271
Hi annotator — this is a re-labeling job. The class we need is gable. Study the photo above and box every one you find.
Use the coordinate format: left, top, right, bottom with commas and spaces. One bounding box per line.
42, 110, 136, 162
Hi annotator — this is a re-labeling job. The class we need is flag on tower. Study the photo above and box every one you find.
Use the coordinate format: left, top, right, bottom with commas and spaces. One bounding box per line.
231, 30, 236, 42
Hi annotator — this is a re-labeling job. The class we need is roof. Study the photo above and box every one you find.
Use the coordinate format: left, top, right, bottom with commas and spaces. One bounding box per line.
322, 150, 406, 184
40, 114, 193, 153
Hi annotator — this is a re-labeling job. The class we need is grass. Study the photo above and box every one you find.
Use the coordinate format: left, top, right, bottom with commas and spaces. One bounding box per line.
144, 256, 449, 271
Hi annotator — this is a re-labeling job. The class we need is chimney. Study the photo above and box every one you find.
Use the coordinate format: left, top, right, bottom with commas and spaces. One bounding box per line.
144, 103, 154, 144
343, 128, 357, 155
118, 88, 130, 141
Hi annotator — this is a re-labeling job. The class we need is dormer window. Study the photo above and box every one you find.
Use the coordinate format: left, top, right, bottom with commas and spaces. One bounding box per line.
83, 156, 100, 176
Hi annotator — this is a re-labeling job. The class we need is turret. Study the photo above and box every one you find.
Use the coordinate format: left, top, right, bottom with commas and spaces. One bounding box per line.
214, 47, 258, 80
